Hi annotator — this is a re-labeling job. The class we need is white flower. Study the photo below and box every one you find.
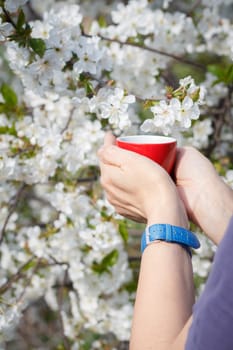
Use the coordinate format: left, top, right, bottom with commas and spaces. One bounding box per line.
150, 100, 176, 128
31, 21, 52, 39
22, 154, 58, 184
6, 42, 30, 75
171, 96, 200, 128
0, 303, 21, 332
61, 310, 77, 339
141, 95, 201, 135
110, 0, 155, 40
201, 73, 228, 107
44, 288, 59, 311
90, 87, 135, 130
163, 0, 173, 9
140, 118, 156, 133
0, 21, 13, 41
73, 36, 105, 76
192, 255, 212, 278
179, 75, 195, 88
142, 94, 201, 135
48, 4, 83, 30
179, 76, 205, 105
5, 0, 28, 12
0, 156, 17, 181
224, 170, 233, 189
69, 291, 82, 323
191, 119, 213, 148
26, 226, 47, 258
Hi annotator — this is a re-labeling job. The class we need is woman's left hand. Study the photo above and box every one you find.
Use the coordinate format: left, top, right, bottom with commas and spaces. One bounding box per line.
98, 132, 189, 228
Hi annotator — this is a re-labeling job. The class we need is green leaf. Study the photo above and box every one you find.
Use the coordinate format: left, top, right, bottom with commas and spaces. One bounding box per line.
29, 38, 46, 58
56, 344, 66, 350
143, 99, 158, 109
0, 125, 17, 136
1, 84, 18, 107
102, 249, 119, 267
211, 78, 223, 86
16, 9, 26, 30
92, 249, 119, 274
97, 15, 107, 28
119, 222, 129, 243
207, 64, 223, 79
207, 63, 233, 85
92, 262, 106, 274
80, 331, 100, 350
84, 80, 95, 96
123, 280, 138, 293
226, 64, 233, 84
0, 103, 6, 113
22, 260, 36, 272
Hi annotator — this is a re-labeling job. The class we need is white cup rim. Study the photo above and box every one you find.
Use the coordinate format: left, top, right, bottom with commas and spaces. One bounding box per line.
117, 135, 176, 144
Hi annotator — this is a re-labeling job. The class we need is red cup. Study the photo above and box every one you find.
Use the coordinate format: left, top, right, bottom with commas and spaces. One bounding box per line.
116, 135, 177, 174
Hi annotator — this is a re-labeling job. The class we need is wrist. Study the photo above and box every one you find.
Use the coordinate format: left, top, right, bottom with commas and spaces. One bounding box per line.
146, 186, 189, 229
194, 177, 233, 244
141, 223, 200, 255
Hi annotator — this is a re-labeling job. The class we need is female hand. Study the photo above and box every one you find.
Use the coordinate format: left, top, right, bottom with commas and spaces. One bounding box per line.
174, 147, 233, 244
98, 133, 188, 228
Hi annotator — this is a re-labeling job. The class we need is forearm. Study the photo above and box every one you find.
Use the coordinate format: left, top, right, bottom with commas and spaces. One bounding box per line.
130, 242, 194, 350
194, 176, 233, 245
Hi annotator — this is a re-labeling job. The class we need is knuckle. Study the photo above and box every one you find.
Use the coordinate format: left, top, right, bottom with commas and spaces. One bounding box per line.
106, 193, 115, 206
116, 207, 124, 216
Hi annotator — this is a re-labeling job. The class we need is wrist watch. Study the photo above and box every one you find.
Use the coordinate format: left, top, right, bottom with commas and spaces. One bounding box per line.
141, 224, 200, 254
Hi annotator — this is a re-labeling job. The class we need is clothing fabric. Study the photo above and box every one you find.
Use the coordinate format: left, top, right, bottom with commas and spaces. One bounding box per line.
185, 216, 233, 350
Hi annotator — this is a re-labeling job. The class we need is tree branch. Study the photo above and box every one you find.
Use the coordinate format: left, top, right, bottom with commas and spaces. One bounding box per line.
0, 184, 27, 244
2, 7, 17, 30
187, 0, 202, 16
83, 32, 205, 70
205, 86, 233, 156
0, 257, 34, 295
57, 270, 71, 350
17, 258, 42, 303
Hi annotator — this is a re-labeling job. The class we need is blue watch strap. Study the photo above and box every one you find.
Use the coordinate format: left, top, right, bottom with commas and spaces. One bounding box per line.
141, 224, 200, 254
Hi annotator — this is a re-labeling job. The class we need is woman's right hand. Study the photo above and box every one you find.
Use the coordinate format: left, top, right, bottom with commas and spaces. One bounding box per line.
174, 147, 233, 244
98, 132, 189, 229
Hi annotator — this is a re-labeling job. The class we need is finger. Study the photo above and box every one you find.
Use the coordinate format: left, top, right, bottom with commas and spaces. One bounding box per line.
110, 200, 146, 223
104, 131, 116, 146
104, 186, 144, 215
99, 143, 148, 167
175, 147, 184, 160
98, 145, 124, 167
114, 206, 146, 223
97, 132, 115, 162
97, 146, 122, 168
173, 147, 184, 179
105, 194, 145, 220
